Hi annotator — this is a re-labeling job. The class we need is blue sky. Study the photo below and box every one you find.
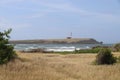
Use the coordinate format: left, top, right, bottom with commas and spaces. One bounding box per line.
0, 0, 120, 43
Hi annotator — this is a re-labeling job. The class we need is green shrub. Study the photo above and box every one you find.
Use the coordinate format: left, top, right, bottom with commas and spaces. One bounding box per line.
0, 29, 17, 64
95, 48, 116, 65
117, 56, 120, 63
113, 43, 120, 52
75, 47, 101, 53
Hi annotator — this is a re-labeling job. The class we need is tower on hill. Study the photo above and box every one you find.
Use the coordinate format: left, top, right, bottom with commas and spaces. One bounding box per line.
66, 32, 72, 39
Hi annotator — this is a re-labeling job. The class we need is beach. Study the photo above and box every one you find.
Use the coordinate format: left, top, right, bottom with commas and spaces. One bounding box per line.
0, 52, 120, 80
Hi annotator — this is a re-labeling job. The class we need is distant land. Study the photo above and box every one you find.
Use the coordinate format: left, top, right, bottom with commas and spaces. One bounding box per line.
9, 38, 103, 44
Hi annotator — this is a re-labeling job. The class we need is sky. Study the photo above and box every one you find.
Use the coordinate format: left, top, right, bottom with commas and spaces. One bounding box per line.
0, 0, 120, 43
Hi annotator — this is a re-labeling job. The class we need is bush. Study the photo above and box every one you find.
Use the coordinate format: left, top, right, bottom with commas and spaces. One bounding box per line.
113, 43, 120, 52
117, 56, 120, 63
95, 48, 116, 65
0, 29, 17, 64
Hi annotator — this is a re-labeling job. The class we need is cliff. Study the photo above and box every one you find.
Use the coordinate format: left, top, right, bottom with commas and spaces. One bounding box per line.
9, 38, 102, 44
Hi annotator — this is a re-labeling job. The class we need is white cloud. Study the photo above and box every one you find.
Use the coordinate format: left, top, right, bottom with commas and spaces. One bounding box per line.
28, 0, 120, 22
0, 17, 30, 30
41, 2, 120, 19
0, 17, 12, 29
1, 0, 120, 23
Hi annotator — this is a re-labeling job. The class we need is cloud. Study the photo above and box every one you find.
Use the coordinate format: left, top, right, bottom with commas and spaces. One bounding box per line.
28, 0, 120, 22
0, 17, 12, 29
0, 0, 24, 4
41, 2, 120, 20
25, 14, 45, 19
1, 0, 120, 23
0, 0, 24, 6
0, 17, 30, 30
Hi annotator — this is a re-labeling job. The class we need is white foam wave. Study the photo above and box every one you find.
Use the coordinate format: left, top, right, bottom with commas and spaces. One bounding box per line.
45, 46, 76, 52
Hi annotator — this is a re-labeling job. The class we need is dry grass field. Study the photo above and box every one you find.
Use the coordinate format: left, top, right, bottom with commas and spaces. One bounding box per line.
0, 52, 120, 80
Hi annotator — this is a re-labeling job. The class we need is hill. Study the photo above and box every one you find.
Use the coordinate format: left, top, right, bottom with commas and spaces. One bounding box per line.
9, 38, 102, 44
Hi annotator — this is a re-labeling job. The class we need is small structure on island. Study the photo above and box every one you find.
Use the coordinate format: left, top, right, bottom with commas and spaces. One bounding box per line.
66, 32, 72, 39
67, 37, 72, 39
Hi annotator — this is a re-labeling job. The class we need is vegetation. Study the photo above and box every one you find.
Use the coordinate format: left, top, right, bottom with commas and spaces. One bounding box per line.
0, 29, 17, 64
95, 48, 116, 65
117, 56, 120, 63
75, 47, 102, 53
75, 48, 100, 53
0, 52, 120, 80
113, 43, 120, 52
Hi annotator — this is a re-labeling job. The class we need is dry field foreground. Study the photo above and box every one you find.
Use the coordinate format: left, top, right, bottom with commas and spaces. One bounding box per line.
0, 52, 120, 80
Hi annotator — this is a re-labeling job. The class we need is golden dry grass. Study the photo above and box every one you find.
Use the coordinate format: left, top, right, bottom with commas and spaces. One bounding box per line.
0, 52, 120, 80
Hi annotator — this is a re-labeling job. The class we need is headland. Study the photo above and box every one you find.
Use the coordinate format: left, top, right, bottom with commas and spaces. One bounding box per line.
10, 38, 102, 44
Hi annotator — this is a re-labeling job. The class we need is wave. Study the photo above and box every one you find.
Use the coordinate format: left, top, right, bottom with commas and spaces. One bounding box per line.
45, 46, 76, 52
15, 46, 91, 52
14, 43, 110, 52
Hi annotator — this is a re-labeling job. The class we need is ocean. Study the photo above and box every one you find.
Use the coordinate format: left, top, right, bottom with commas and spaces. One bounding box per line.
14, 43, 113, 52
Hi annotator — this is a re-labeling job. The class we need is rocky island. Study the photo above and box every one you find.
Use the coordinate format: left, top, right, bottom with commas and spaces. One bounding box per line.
10, 38, 103, 44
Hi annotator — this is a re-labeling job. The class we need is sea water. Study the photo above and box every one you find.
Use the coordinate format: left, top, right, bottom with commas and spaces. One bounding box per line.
13, 43, 113, 52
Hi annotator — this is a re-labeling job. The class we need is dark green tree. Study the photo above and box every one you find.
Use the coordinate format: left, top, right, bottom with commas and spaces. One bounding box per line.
0, 29, 17, 64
